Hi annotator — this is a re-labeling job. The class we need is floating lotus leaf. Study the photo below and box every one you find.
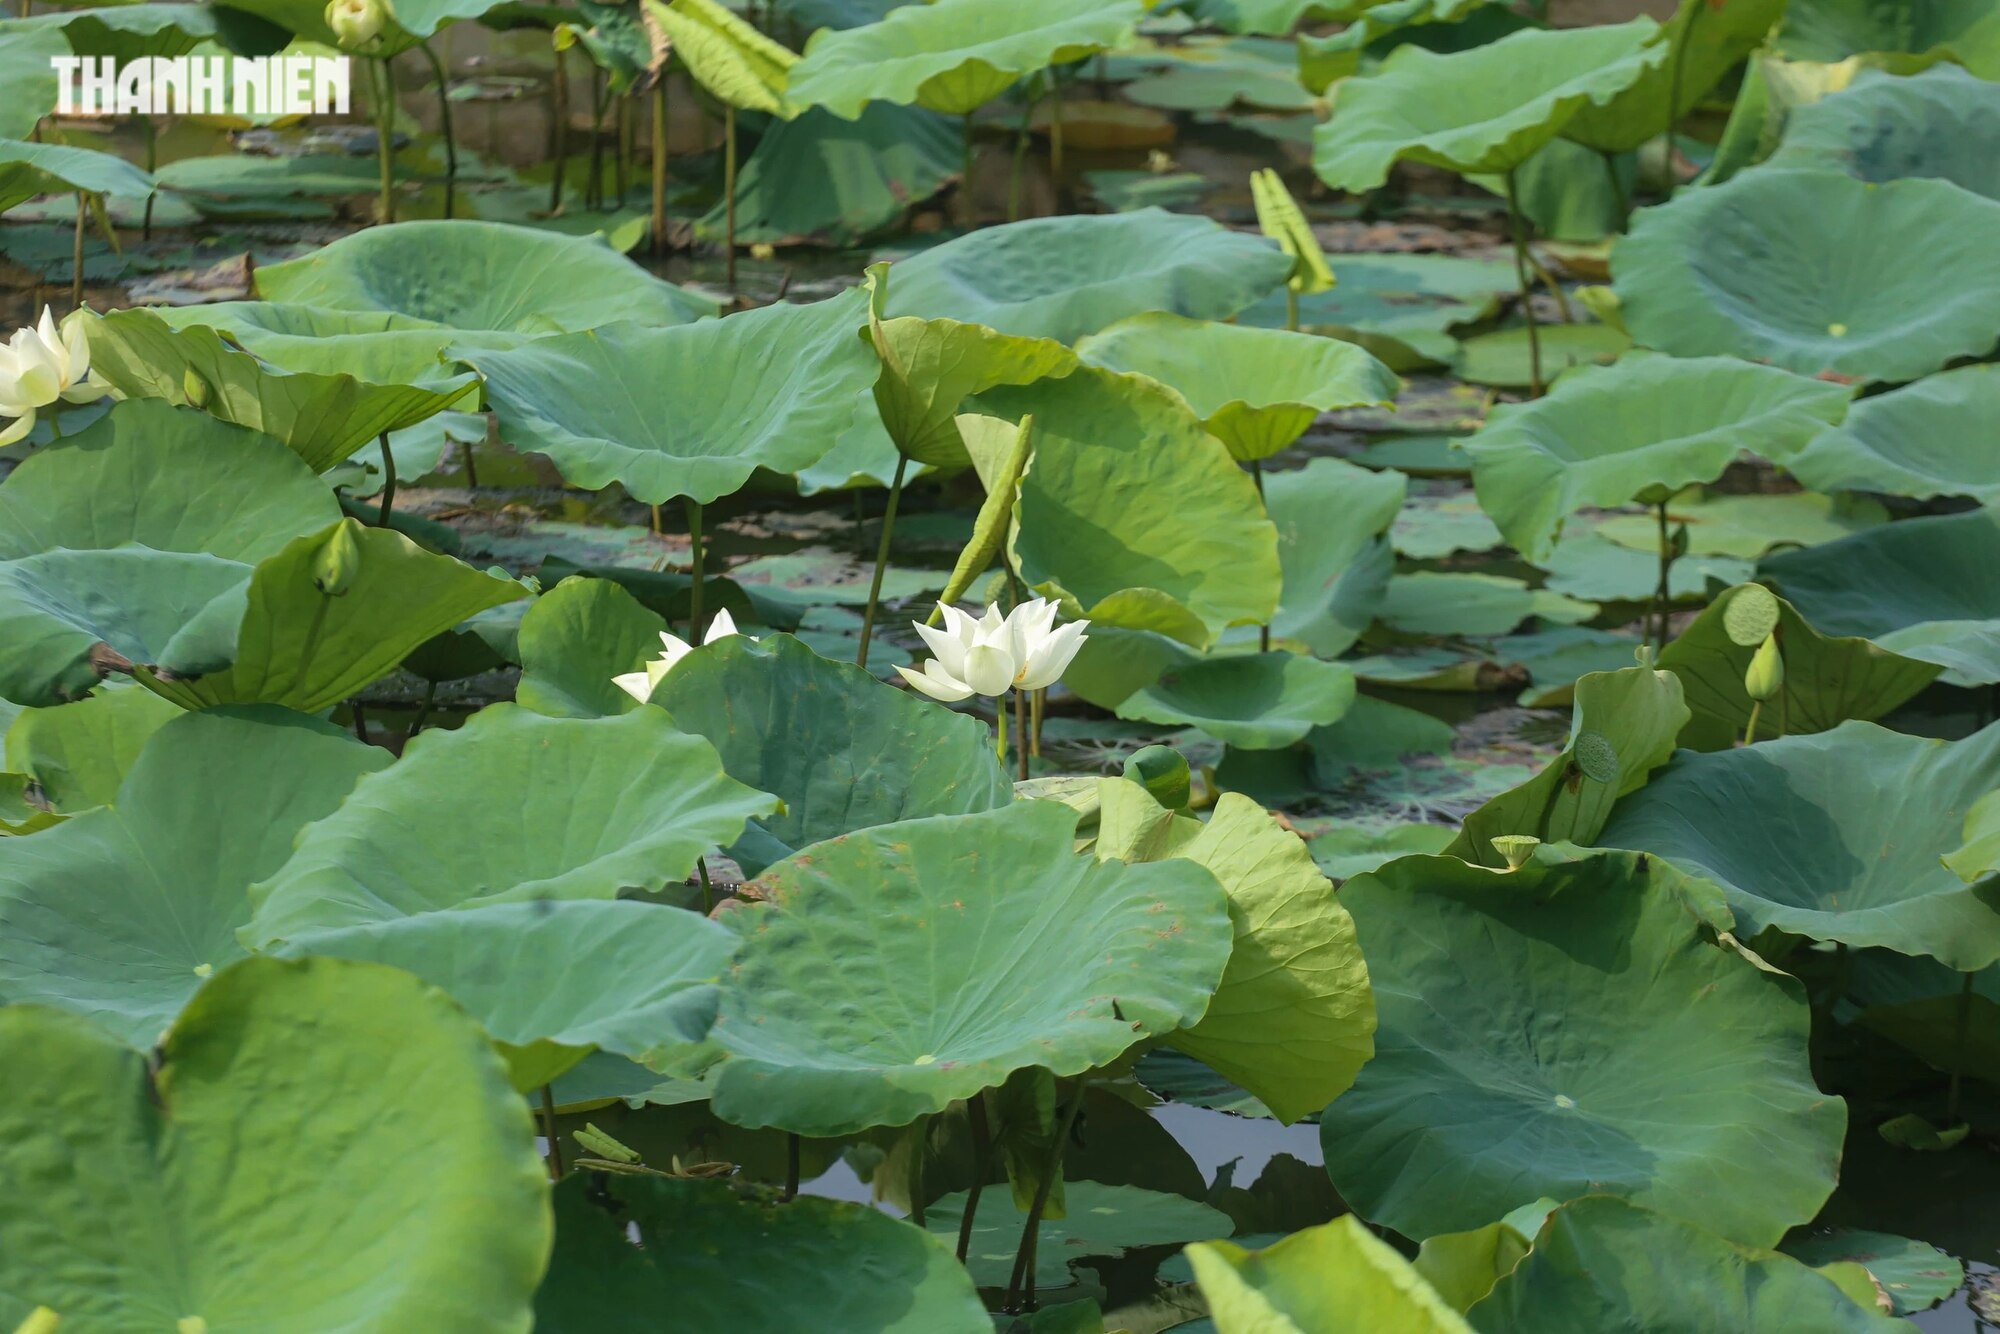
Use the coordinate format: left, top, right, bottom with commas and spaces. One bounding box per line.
1759, 509, 2000, 686
1613, 169, 2000, 382
649, 634, 1011, 875
460, 289, 877, 505
0, 956, 549, 1331
0, 137, 156, 215
1312, 21, 1667, 192
1380, 572, 1596, 638
514, 576, 669, 719
1769, 65, 2000, 199
538, 1175, 989, 1332
246, 703, 778, 944
1562, 0, 1788, 153
1239, 252, 1518, 371
275, 900, 738, 1089
1076, 313, 1399, 462
1594, 486, 1886, 560
1118, 652, 1358, 749
1266, 458, 1405, 658
707, 800, 1232, 1135
1471, 1198, 1903, 1331
1598, 721, 2000, 971
1764, 364, 2000, 503
1783, 1229, 1965, 1318
256, 220, 718, 331
787, 0, 1144, 119
1190, 1215, 1473, 1333
929, 1179, 1232, 1288
976, 367, 1282, 648
1463, 354, 1851, 563
0, 685, 180, 815
1321, 850, 1844, 1246
885, 209, 1292, 345
1536, 536, 1751, 605
0, 708, 386, 1046
1657, 583, 1940, 751
1451, 323, 1629, 389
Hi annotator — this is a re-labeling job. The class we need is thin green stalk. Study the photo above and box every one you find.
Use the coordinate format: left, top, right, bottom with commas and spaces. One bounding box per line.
724, 104, 738, 289
962, 115, 976, 226
587, 69, 608, 211
956, 1093, 993, 1262
1004, 1080, 1088, 1312
1501, 169, 1542, 396
70, 192, 84, 312
650, 80, 668, 255
1946, 970, 1975, 1124
697, 855, 714, 915
539, 1084, 566, 1180
856, 453, 910, 670
1741, 699, 1762, 748
994, 709, 1007, 766
1601, 148, 1630, 230
615, 93, 632, 204
1528, 251, 1574, 323
1285, 286, 1299, 333
1649, 499, 1672, 651
376, 432, 398, 527
1013, 687, 1029, 781
140, 116, 157, 240
684, 496, 705, 641
1030, 688, 1044, 758
1252, 460, 1271, 652
783, 1133, 801, 1200
418, 40, 456, 219
549, 46, 570, 215
409, 678, 438, 739
374, 57, 397, 224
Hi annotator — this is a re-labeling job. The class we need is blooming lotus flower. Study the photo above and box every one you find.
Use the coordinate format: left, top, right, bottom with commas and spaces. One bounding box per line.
0, 307, 117, 447
613, 609, 746, 702
897, 598, 1089, 702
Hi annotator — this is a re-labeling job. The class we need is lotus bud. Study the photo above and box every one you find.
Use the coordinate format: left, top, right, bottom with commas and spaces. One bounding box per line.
181, 366, 211, 408
313, 518, 365, 598
1744, 632, 1784, 702
13, 1309, 60, 1334
326, 0, 390, 51
1492, 835, 1539, 871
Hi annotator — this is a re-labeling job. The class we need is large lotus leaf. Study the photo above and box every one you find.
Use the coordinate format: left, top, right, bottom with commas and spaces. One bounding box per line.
1118, 652, 1358, 749
975, 367, 1282, 648
707, 800, 1232, 1135
1312, 21, 1667, 192
1176, 0, 1350, 37
152, 301, 469, 386
2, 4, 216, 61
1597, 721, 2000, 971
1613, 169, 2000, 383
2, 685, 183, 815
1379, 572, 1595, 638
0, 955, 548, 1331
460, 291, 876, 506
1190, 1215, 1473, 1334
0, 27, 63, 139
1470, 1198, 1903, 1332
1782, 1229, 1966, 1319
0, 707, 387, 1046
645, 0, 796, 117
255, 220, 719, 331
648, 634, 1011, 876
1766, 364, 2000, 503
1775, 0, 2000, 74
1759, 509, 2000, 687
1322, 849, 1844, 1246
1298, 0, 1500, 92
1595, 486, 1886, 560
246, 703, 778, 944
1562, 0, 1788, 153
1265, 458, 1405, 658
885, 209, 1293, 345
1463, 354, 1851, 563
1657, 583, 1940, 751
1239, 252, 1517, 371
82, 308, 480, 472
1769, 65, 2000, 200
1536, 536, 1752, 605
0, 137, 156, 215
787, 0, 1144, 118
1447, 665, 1688, 868
1076, 313, 1400, 462
141, 521, 528, 714
275, 900, 737, 1089
538, 1174, 988, 1332
515, 576, 668, 719
930, 1179, 1232, 1289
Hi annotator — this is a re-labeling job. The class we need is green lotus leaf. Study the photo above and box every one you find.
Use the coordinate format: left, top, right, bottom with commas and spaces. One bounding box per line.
648, 634, 1011, 876
1124, 61, 1318, 113
1470, 1198, 1903, 1331
1598, 720, 2000, 971
1594, 486, 1886, 560
1448, 665, 1687, 867
1561, 0, 1788, 153
2, 4, 217, 61
0, 707, 387, 1045
82, 308, 480, 472
974, 366, 1282, 648
645, 0, 797, 117
1380, 572, 1596, 638
1322, 849, 1843, 1245
152, 301, 477, 394
1312, 21, 1667, 192
0, 137, 156, 215
1764, 364, 2000, 503
1, 684, 181, 814
1783, 1229, 1965, 1318
1451, 322, 1630, 389
256, 220, 718, 331
1657, 583, 1940, 751
1264, 458, 1404, 658
214, 0, 535, 53
461, 289, 876, 505
514, 576, 668, 719
787, 0, 1144, 119
1768, 65, 2000, 200
1076, 312, 1399, 462
929, 1179, 1233, 1288
707, 800, 1232, 1135
1414, 1200, 1556, 1314
1535, 536, 1751, 605
1945, 789, 2000, 884
276, 900, 737, 1089
0, 955, 549, 1331
1239, 252, 1518, 371
1190, 1215, 1473, 1333
1759, 509, 2000, 686
246, 703, 778, 944
1298, 0, 1497, 92
538, 1174, 988, 1332
1774, 0, 2000, 75
140, 520, 529, 714
1613, 169, 2000, 382
0, 27, 63, 139
1177, 0, 1352, 37
885, 209, 1293, 344
1463, 353, 1852, 563
1118, 652, 1358, 750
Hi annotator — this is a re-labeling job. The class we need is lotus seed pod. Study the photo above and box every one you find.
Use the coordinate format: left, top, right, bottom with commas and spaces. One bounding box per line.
313, 517, 365, 597
1492, 834, 1540, 870
180, 366, 210, 408
326, 0, 390, 50
1745, 632, 1785, 702
1724, 583, 1780, 647
1573, 730, 1619, 785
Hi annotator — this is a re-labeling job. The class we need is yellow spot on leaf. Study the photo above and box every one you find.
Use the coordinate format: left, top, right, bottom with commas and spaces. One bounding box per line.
914, 1054, 936, 1065
1828, 323, 1849, 337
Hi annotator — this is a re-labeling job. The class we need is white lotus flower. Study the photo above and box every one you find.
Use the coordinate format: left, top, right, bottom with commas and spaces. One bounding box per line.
613, 609, 746, 702
897, 598, 1089, 702
0, 307, 117, 447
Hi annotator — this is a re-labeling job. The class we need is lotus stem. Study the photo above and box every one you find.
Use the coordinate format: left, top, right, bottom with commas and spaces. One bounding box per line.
1030, 688, 1044, 758
994, 709, 1007, 765
418, 39, 456, 219
141, 115, 157, 240
615, 94, 632, 204
1285, 286, 1299, 334
549, 47, 570, 215
376, 432, 397, 527
856, 453, 910, 671
539, 1084, 566, 1180
961, 114, 976, 227
697, 855, 713, 915
1601, 149, 1630, 230
724, 105, 739, 290
1741, 700, 1761, 748
1947, 970, 1974, 1123
1529, 252, 1574, 323
782, 1132, 801, 1200
1003, 1078, 1087, 1312
956, 1092, 992, 1263
1013, 687, 1029, 781
1251, 461, 1271, 651
650, 80, 668, 255
1663, 1, 1703, 202
587, 69, 607, 211
374, 57, 397, 224
410, 678, 437, 739
684, 496, 705, 641
1501, 169, 1542, 397
1649, 500, 1672, 651
70, 191, 85, 312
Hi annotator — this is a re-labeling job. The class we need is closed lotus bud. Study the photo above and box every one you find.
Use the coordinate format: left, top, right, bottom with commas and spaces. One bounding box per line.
181, 366, 210, 408
1745, 632, 1784, 702
313, 518, 365, 597
326, 0, 389, 50
1491, 835, 1540, 871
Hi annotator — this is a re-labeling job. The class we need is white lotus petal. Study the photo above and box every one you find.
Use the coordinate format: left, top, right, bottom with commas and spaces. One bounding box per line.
1017, 621, 1088, 691
703, 608, 740, 643
0, 407, 37, 448
962, 643, 1016, 697
611, 670, 654, 703
898, 661, 975, 702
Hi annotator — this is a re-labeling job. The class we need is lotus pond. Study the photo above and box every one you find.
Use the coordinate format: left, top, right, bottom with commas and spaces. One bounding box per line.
2, 0, 1998, 1329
